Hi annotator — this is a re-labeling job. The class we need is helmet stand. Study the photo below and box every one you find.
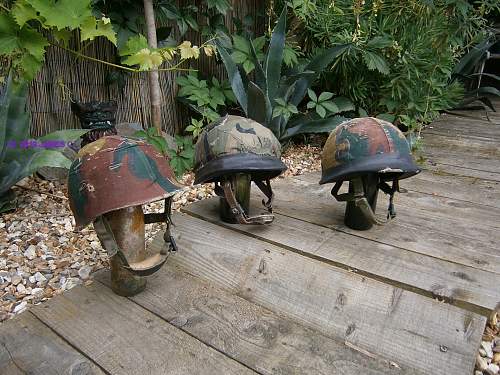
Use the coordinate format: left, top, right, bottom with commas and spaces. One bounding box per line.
344, 174, 379, 230
219, 174, 251, 223
104, 206, 147, 296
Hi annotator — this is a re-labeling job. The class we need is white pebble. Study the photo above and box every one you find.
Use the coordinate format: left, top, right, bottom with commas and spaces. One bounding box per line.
34, 272, 46, 283
13, 301, 27, 313
483, 341, 494, 359
78, 266, 92, 280
16, 283, 26, 294
24, 245, 36, 260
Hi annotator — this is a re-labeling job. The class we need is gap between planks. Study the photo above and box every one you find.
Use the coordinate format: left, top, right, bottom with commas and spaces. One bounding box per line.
150, 213, 486, 375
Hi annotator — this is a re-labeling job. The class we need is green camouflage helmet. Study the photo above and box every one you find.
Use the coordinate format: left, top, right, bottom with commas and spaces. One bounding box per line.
320, 117, 420, 227
194, 115, 287, 224
67, 136, 183, 276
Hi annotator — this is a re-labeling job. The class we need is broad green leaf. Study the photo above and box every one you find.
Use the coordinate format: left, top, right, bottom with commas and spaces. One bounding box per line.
37, 129, 88, 142
119, 35, 149, 56
26, 0, 92, 30
252, 36, 266, 51
306, 101, 316, 109
19, 27, 48, 61
232, 35, 250, 53
307, 89, 317, 102
265, 6, 287, 102
23, 149, 73, 176
231, 50, 248, 64
318, 91, 333, 102
215, 38, 248, 114
321, 101, 340, 114
316, 104, 326, 118
242, 59, 255, 74
376, 113, 396, 122
11, 0, 39, 27
331, 97, 355, 112
283, 115, 348, 139
275, 98, 287, 106
122, 49, 162, 70
16, 53, 41, 81
247, 81, 271, 125
0, 13, 19, 55
80, 16, 117, 46
249, 39, 266, 91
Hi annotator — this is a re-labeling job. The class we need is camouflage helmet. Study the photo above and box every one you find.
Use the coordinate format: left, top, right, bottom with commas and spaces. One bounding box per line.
320, 117, 420, 227
67, 136, 183, 276
194, 115, 287, 224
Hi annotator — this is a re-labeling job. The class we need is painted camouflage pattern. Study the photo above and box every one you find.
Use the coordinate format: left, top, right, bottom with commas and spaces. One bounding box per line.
321, 117, 411, 173
194, 115, 282, 171
68, 136, 183, 230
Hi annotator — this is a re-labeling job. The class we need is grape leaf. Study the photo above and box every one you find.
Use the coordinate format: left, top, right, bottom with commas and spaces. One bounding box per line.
178, 41, 199, 59
26, 0, 93, 30
11, 0, 39, 27
122, 48, 162, 70
80, 16, 117, 46
119, 34, 149, 57
19, 27, 48, 61
0, 13, 19, 55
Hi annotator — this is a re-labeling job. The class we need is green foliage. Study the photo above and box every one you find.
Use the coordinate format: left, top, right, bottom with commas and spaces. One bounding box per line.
0, 0, 117, 81
176, 73, 235, 137
134, 128, 195, 178
166, 135, 195, 177
0, 75, 87, 212
216, 6, 353, 141
280, 0, 498, 134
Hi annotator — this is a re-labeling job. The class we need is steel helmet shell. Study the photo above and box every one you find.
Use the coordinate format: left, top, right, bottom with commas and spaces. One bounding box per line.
68, 136, 183, 230
320, 117, 420, 184
194, 115, 286, 184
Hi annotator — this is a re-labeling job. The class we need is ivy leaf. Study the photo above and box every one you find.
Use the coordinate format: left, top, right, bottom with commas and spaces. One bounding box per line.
11, 0, 40, 27
232, 35, 250, 53
307, 89, 317, 102
26, 0, 93, 30
80, 17, 117, 46
178, 41, 200, 59
119, 34, 149, 57
242, 59, 255, 74
231, 50, 248, 64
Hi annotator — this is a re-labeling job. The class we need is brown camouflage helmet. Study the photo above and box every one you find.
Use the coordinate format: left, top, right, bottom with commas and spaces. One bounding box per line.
320, 118, 420, 226
68, 136, 183, 230
194, 115, 287, 225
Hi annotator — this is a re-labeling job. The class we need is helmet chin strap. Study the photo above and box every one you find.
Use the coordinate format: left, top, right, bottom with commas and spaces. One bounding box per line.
331, 177, 399, 226
215, 178, 275, 225
93, 197, 177, 276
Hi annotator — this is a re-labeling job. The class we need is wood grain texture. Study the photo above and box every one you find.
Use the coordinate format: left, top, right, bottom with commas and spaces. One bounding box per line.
150, 213, 486, 375
0, 313, 104, 375
30, 282, 255, 375
267, 174, 500, 274
184, 197, 500, 312
97, 267, 421, 374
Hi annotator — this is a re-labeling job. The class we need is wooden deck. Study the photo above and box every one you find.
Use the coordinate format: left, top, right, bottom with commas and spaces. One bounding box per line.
1, 106, 499, 374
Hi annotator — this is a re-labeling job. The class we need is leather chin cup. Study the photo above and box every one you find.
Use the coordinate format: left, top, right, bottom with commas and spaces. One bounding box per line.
221, 178, 275, 225
93, 197, 177, 276
331, 177, 399, 226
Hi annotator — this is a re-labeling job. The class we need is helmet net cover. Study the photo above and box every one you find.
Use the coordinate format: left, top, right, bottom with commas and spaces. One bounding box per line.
194, 115, 286, 185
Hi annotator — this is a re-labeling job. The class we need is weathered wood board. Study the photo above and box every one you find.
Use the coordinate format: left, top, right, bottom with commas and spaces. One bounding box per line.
184, 197, 500, 312
0, 313, 104, 375
30, 282, 255, 374
150, 213, 486, 375
97, 267, 421, 374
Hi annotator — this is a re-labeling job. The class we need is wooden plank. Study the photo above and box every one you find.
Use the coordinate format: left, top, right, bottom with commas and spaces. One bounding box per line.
31, 282, 255, 375
418, 147, 500, 174
150, 213, 486, 375
184, 198, 500, 312
400, 170, 500, 209
96, 267, 420, 374
268, 175, 500, 273
427, 115, 500, 139
421, 163, 500, 182
422, 133, 500, 155
295, 172, 500, 232
0, 313, 104, 375
292, 173, 500, 235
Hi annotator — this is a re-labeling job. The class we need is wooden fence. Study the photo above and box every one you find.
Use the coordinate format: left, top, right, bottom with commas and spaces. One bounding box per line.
28, 0, 265, 137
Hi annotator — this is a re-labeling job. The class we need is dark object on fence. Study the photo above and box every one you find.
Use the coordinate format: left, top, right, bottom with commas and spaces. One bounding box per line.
71, 101, 118, 147
194, 115, 287, 225
67, 136, 183, 296
320, 117, 420, 230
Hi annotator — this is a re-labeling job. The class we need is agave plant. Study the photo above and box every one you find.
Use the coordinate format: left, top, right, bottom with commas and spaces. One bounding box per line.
451, 36, 500, 111
216, 6, 353, 141
0, 75, 88, 212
